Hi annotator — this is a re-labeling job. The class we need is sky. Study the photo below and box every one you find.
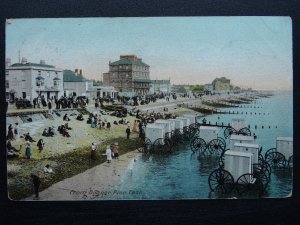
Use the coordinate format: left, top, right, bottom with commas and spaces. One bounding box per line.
6, 17, 292, 90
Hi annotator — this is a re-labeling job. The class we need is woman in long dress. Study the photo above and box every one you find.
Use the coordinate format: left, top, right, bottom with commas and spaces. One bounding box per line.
91, 143, 97, 160
7, 124, 14, 140
105, 145, 112, 163
37, 139, 45, 152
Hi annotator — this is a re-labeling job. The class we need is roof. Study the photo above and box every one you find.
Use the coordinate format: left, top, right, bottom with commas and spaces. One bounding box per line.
212, 77, 230, 83
53, 77, 61, 80
10, 63, 55, 68
63, 70, 87, 82
230, 135, 254, 141
151, 80, 170, 84
133, 79, 151, 83
110, 58, 149, 67
233, 143, 260, 148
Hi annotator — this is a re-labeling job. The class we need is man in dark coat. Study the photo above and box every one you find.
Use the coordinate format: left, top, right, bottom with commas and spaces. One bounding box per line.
126, 126, 131, 139
30, 174, 41, 199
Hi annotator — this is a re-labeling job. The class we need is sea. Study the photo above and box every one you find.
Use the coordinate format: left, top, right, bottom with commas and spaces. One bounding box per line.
96, 91, 293, 200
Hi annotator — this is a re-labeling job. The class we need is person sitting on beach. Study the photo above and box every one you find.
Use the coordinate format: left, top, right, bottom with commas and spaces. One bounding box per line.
62, 126, 71, 137
43, 164, 53, 173
25, 133, 36, 142
65, 123, 72, 130
113, 121, 118, 125
76, 113, 84, 121
48, 127, 55, 137
37, 139, 45, 152
118, 118, 124, 124
63, 113, 70, 121
42, 128, 48, 137
106, 122, 111, 130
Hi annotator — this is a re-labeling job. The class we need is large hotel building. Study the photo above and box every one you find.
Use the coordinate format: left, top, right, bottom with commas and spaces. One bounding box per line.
103, 55, 151, 97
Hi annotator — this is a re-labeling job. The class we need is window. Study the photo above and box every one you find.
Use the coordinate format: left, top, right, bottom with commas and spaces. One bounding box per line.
22, 92, 26, 99
38, 71, 41, 75
54, 80, 59, 87
119, 65, 122, 69
36, 79, 44, 86
5, 80, 9, 88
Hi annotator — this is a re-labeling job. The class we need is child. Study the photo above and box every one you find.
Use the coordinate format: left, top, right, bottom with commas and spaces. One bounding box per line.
105, 145, 112, 163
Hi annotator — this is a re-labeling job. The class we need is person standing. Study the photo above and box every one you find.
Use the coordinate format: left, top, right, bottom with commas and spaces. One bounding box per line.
14, 123, 19, 140
112, 142, 119, 160
25, 141, 32, 159
105, 145, 112, 163
7, 124, 14, 140
47, 100, 52, 114
37, 139, 45, 153
33, 98, 37, 109
126, 126, 131, 139
91, 142, 97, 160
30, 174, 40, 199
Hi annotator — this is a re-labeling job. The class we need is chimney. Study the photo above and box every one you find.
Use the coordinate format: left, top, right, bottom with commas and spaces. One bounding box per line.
21, 57, 27, 64
40, 60, 45, 65
75, 69, 78, 74
6, 58, 11, 67
80, 69, 83, 76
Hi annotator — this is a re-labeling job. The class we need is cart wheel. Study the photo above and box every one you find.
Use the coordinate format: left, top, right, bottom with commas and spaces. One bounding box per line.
153, 138, 164, 154
224, 127, 237, 139
238, 127, 251, 136
144, 138, 152, 154
208, 169, 234, 194
188, 123, 199, 139
288, 155, 293, 168
265, 152, 287, 169
164, 132, 173, 147
190, 137, 206, 153
173, 129, 183, 144
236, 173, 265, 197
264, 148, 276, 159
182, 126, 190, 141
253, 164, 270, 187
207, 139, 226, 156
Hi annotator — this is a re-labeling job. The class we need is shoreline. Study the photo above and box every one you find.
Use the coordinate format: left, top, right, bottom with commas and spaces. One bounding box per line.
7, 91, 266, 200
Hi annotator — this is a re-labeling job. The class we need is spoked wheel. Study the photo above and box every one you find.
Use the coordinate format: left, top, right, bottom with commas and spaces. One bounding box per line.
265, 152, 287, 169
236, 173, 265, 197
172, 129, 184, 145
153, 138, 166, 154
136, 137, 152, 153
207, 138, 226, 156
190, 137, 207, 154
238, 127, 251, 136
253, 164, 271, 187
188, 123, 199, 139
288, 155, 293, 168
224, 127, 237, 139
208, 169, 235, 194
264, 148, 276, 159
182, 126, 190, 141
164, 132, 173, 147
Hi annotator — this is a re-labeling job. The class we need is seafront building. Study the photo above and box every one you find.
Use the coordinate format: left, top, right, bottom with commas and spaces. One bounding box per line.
5, 58, 64, 102
63, 69, 118, 98
149, 79, 171, 94
212, 77, 231, 91
103, 55, 151, 97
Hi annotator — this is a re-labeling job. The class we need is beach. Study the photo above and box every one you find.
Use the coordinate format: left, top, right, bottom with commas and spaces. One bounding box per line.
6, 92, 259, 200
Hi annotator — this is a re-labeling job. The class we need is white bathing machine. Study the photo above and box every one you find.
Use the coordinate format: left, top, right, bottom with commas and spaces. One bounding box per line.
230, 135, 255, 150
224, 150, 253, 182
231, 118, 246, 131
276, 137, 293, 160
199, 126, 219, 143
145, 123, 165, 144
154, 120, 172, 138
233, 143, 260, 164
182, 114, 198, 125
169, 119, 184, 131
175, 117, 190, 127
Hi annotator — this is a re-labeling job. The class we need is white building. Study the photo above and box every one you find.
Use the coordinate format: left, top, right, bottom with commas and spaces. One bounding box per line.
5, 58, 64, 102
63, 69, 118, 98
149, 79, 171, 94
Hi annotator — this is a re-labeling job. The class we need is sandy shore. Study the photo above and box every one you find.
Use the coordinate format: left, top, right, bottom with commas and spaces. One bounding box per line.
25, 150, 141, 201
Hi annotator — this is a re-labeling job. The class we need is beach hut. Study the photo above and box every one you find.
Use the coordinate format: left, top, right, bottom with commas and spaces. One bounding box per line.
154, 120, 172, 138
224, 150, 253, 182
199, 126, 219, 143
230, 134, 255, 150
145, 123, 165, 144
231, 118, 246, 131
182, 114, 198, 124
175, 117, 190, 127
276, 137, 293, 160
233, 143, 260, 164
169, 119, 184, 131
